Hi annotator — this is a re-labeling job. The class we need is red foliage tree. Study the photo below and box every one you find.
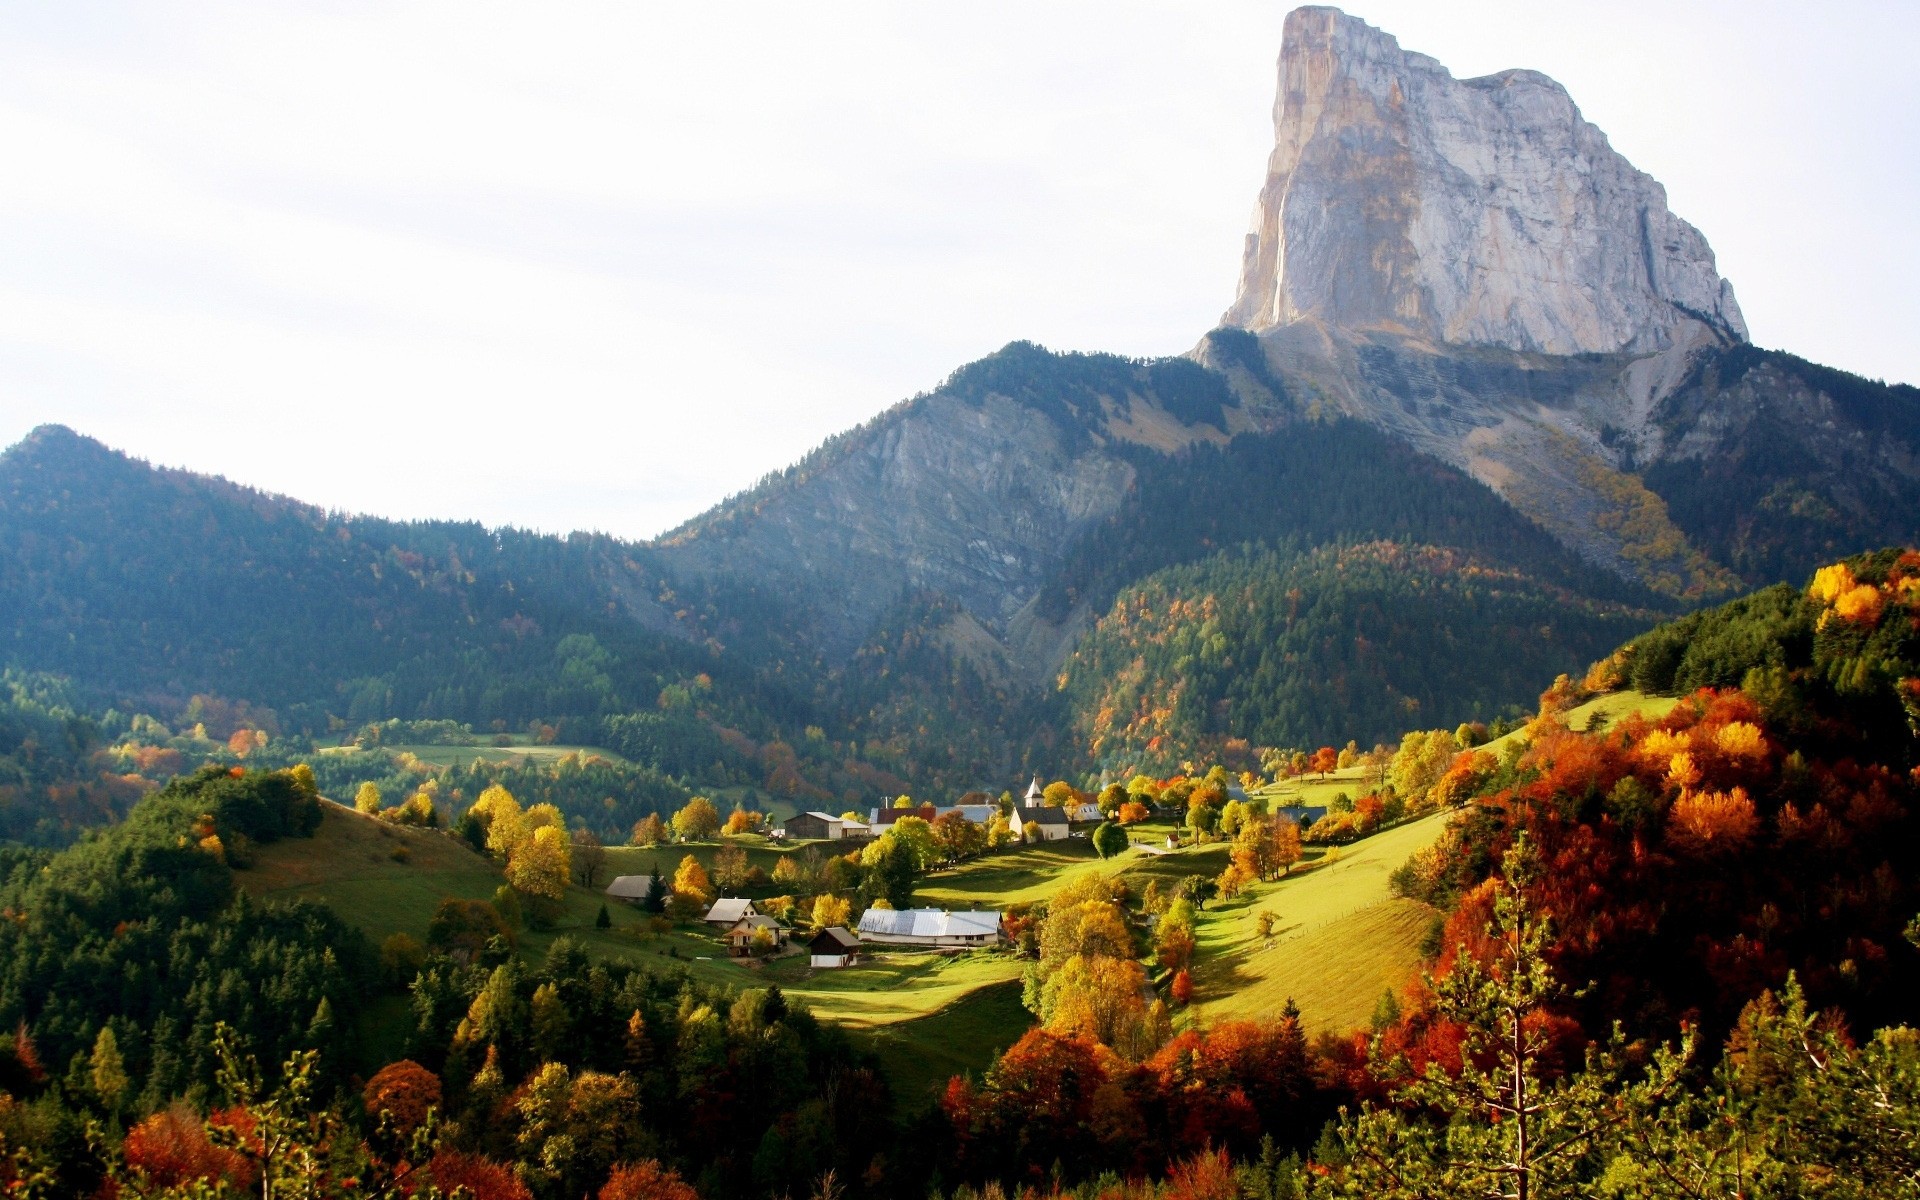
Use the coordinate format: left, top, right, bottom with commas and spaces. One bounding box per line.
120, 1104, 255, 1192
600, 1160, 701, 1200
363, 1059, 443, 1140
426, 1150, 533, 1200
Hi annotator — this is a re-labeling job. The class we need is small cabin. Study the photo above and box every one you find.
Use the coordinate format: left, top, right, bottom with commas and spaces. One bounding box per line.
809, 926, 862, 968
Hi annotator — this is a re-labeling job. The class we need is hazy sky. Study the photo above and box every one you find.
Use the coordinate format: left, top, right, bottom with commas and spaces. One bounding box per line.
1, 2, 1914, 539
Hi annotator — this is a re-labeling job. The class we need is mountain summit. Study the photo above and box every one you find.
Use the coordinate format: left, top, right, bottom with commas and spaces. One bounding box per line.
1225, 7, 1746, 356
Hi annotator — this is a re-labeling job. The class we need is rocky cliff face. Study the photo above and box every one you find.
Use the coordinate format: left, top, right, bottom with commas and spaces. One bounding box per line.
1225, 6, 1746, 356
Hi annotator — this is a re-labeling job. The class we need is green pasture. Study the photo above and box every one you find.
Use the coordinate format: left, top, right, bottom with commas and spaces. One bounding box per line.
858, 980, 1031, 1105
1186, 807, 1453, 1034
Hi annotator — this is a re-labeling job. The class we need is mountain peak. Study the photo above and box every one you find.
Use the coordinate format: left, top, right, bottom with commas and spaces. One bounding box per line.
1224, 6, 1747, 356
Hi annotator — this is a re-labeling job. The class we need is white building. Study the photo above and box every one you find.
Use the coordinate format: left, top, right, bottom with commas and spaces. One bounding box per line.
1009, 805, 1070, 841
855, 908, 1003, 948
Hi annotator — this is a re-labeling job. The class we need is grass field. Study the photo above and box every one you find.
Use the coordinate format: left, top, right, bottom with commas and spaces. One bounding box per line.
858, 980, 1029, 1103
1187, 808, 1453, 1034
235, 802, 507, 944
1250, 763, 1380, 810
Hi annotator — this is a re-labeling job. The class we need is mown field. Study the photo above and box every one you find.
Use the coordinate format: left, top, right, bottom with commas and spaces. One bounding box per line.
1186, 809, 1453, 1034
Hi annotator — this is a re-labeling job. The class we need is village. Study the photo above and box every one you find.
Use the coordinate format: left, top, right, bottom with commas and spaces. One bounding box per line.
597, 774, 1335, 971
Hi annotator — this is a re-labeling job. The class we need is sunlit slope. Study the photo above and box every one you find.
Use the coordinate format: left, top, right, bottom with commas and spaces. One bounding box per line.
235, 801, 505, 943
1189, 809, 1453, 1034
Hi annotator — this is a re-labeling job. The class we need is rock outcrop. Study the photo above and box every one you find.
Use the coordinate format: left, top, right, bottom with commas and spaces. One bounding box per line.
1224, 6, 1747, 356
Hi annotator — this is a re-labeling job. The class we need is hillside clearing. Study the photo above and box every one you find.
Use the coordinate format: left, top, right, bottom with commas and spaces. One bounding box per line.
1188, 808, 1453, 1034
235, 802, 505, 944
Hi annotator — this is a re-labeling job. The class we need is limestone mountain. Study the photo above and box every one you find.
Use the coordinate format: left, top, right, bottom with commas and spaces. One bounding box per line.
1225, 6, 1746, 356
1208, 7, 1918, 596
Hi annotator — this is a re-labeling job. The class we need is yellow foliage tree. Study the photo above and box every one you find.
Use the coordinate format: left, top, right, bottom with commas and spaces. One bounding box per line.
1714, 721, 1768, 760
673, 855, 714, 906
354, 782, 383, 815
506, 824, 572, 901
671, 796, 720, 841
1041, 955, 1163, 1058
810, 892, 851, 929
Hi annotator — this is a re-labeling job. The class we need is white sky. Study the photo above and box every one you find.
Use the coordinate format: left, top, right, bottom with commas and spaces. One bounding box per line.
0, 2, 1914, 539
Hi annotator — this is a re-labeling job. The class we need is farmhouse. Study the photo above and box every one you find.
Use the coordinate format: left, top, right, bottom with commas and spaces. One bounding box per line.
724, 913, 787, 956
808, 926, 862, 968
1009, 804, 1070, 841
783, 811, 862, 840
1067, 802, 1104, 823
703, 897, 756, 927
856, 908, 1003, 948
604, 875, 656, 905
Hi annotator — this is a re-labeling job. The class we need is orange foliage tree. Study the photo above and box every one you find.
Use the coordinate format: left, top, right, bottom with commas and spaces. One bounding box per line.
600, 1160, 701, 1200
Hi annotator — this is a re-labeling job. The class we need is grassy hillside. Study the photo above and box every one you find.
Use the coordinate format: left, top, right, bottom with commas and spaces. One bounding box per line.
235, 802, 505, 943
1187, 809, 1454, 1034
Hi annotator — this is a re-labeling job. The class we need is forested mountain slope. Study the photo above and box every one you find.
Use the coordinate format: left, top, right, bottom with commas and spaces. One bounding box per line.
1061, 541, 1653, 768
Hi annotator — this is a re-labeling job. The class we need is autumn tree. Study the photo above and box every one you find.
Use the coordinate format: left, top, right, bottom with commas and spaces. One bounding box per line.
506, 824, 572, 905
722, 806, 764, 836
810, 893, 852, 930
90, 1025, 127, 1113
1155, 899, 1196, 974
931, 810, 987, 862
1311, 746, 1338, 778
712, 843, 750, 891
673, 855, 714, 906
1042, 780, 1077, 807
600, 1160, 700, 1200
1030, 876, 1163, 1058
771, 853, 814, 889
355, 782, 383, 815
859, 834, 919, 910
363, 1059, 443, 1142
671, 796, 720, 841
629, 813, 666, 847
571, 828, 608, 888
